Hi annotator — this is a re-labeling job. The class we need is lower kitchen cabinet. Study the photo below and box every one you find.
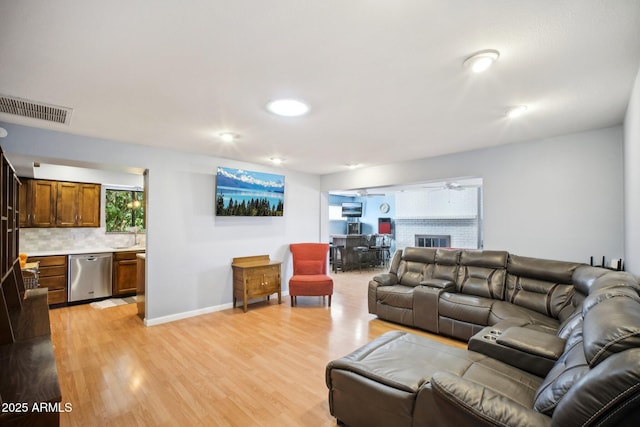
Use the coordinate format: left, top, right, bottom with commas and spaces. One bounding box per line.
28, 255, 68, 306
113, 251, 144, 296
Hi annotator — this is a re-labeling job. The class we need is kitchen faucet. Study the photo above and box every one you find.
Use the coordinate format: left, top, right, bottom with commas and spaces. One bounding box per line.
131, 226, 139, 246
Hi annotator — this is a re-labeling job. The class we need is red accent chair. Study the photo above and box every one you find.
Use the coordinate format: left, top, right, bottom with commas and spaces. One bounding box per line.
289, 243, 334, 307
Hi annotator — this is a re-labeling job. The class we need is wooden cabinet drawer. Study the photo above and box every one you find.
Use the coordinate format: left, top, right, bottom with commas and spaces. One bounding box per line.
39, 265, 67, 277
38, 275, 67, 291
30, 255, 66, 268
27, 255, 68, 306
48, 289, 67, 305
114, 251, 143, 261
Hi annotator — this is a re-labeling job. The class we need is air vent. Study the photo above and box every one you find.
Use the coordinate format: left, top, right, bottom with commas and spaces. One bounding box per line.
0, 94, 72, 125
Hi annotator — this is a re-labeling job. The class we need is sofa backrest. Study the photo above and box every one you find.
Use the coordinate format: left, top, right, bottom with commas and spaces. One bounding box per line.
456, 250, 508, 299
533, 285, 640, 425
505, 255, 580, 321
395, 247, 437, 287
556, 267, 640, 340
432, 249, 460, 282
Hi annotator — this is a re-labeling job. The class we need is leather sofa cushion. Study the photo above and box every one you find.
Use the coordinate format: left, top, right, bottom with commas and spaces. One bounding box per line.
327, 331, 542, 406
439, 293, 493, 325
505, 274, 574, 320
376, 285, 415, 309
435, 249, 460, 265
583, 294, 640, 367
457, 265, 506, 299
507, 254, 579, 284
571, 265, 610, 296
533, 326, 589, 415
433, 263, 458, 282
459, 250, 508, 268
532, 289, 640, 417
489, 301, 559, 333
402, 247, 437, 264
327, 331, 485, 393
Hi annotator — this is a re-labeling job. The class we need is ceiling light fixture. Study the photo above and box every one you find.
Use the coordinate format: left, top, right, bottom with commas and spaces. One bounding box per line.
347, 163, 361, 169
507, 105, 528, 119
218, 132, 239, 142
270, 157, 284, 165
266, 99, 310, 117
463, 49, 500, 73
0, 127, 7, 138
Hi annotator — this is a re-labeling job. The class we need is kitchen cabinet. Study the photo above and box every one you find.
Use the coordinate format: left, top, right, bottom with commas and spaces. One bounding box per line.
28, 255, 68, 306
78, 182, 101, 226
20, 178, 100, 228
232, 255, 281, 313
20, 179, 57, 227
113, 250, 144, 296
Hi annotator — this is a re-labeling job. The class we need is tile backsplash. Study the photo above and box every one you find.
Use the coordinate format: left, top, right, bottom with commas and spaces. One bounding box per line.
20, 227, 146, 253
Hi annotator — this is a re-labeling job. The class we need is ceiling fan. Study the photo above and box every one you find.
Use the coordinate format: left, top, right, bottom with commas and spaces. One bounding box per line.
337, 189, 386, 197
427, 182, 476, 192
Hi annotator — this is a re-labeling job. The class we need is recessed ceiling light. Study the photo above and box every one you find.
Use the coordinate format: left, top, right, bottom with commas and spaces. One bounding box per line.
266, 99, 310, 117
218, 132, 239, 142
0, 127, 7, 138
507, 105, 528, 119
270, 157, 285, 165
463, 49, 500, 73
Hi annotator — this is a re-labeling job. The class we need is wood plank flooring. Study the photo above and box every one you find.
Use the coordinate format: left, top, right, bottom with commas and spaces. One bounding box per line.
49, 270, 465, 426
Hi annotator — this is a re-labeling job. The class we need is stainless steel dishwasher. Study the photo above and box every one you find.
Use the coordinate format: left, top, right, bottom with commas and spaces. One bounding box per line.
68, 253, 113, 302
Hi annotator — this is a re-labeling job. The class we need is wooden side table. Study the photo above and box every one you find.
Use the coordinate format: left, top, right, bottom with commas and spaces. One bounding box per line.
232, 255, 282, 312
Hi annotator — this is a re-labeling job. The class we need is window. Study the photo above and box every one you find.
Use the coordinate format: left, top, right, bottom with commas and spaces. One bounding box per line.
415, 234, 451, 248
105, 188, 144, 232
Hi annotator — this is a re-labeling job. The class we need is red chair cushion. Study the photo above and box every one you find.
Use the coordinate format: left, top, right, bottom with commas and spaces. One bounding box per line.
289, 274, 333, 297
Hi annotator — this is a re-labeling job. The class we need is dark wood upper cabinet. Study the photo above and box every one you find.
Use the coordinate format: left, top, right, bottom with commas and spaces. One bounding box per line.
56, 181, 79, 226
78, 183, 100, 227
31, 179, 57, 227
20, 178, 100, 228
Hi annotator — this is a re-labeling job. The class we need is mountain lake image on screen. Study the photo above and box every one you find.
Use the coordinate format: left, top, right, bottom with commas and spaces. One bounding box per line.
215, 166, 285, 216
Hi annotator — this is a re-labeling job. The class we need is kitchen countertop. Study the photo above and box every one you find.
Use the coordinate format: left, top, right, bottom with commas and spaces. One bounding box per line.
25, 246, 146, 258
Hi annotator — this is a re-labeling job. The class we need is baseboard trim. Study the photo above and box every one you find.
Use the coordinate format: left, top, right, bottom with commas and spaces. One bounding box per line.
144, 303, 233, 326
143, 291, 290, 327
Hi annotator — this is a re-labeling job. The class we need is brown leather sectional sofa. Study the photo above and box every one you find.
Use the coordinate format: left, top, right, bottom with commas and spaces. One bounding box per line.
326, 248, 640, 426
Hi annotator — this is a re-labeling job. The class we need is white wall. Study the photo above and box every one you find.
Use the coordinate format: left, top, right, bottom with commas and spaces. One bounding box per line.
624, 65, 640, 276
322, 126, 624, 264
1, 122, 321, 323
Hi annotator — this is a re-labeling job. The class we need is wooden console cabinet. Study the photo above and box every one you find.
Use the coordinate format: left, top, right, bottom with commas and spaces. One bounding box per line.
232, 255, 281, 313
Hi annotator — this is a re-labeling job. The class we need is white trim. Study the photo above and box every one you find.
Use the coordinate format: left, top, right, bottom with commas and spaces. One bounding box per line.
143, 290, 290, 326
144, 303, 233, 326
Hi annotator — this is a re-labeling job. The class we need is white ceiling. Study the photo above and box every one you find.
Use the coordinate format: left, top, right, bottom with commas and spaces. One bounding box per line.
1, 1, 639, 175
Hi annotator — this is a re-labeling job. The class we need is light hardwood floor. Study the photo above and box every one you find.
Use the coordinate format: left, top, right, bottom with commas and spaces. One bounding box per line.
50, 270, 465, 427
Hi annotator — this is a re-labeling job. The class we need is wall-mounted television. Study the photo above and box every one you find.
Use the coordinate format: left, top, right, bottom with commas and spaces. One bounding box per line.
215, 166, 285, 216
341, 202, 363, 217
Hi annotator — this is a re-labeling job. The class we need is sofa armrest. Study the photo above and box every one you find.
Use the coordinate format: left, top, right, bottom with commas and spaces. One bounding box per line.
419, 278, 456, 291
371, 272, 398, 287
430, 372, 551, 427
368, 274, 398, 314
468, 326, 564, 377
496, 327, 565, 361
